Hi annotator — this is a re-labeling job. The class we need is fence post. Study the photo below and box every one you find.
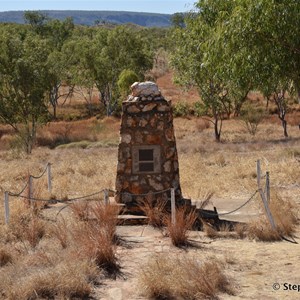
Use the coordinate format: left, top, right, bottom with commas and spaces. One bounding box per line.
47, 163, 52, 194
4, 192, 9, 225
258, 188, 276, 230
256, 160, 261, 188
266, 171, 270, 203
103, 189, 109, 205
171, 188, 176, 225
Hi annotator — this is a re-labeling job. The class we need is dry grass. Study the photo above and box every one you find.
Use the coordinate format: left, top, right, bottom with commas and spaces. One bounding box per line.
0, 248, 13, 267
6, 201, 46, 248
138, 194, 168, 227
70, 200, 90, 221
247, 194, 298, 241
72, 202, 120, 276
203, 222, 220, 239
139, 254, 235, 299
51, 218, 69, 249
72, 222, 119, 277
91, 202, 120, 241
164, 206, 198, 247
0, 256, 99, 300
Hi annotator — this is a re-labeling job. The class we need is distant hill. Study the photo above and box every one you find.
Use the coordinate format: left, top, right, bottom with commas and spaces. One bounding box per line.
0, 10, 172, 27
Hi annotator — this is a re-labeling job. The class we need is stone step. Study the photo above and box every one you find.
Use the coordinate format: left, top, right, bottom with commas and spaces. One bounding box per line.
117, 214, 149, 225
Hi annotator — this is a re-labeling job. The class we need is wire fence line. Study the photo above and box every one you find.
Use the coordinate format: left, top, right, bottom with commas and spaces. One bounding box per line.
12, 190, 105, 203
3, 160, 291, 230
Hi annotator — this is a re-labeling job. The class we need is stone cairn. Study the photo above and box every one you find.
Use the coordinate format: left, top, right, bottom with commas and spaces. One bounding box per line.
115, 81, 183, 211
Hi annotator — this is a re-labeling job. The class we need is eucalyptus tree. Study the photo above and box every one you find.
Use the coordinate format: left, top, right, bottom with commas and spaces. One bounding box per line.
65, 26, 152, 116
0, 30, 50, 153
25, 12, 75, 119
226, 0, 300, 137
171, 0, 236, 141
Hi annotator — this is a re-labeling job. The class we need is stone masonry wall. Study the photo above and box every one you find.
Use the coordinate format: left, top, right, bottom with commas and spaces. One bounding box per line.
115, 82, 182, 206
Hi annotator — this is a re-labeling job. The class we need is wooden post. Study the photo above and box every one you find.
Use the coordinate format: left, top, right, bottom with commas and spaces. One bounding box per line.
47, 163, 52, 194
103, 189, 109, 205
256, 160, 261, 188
171, 188, 176, 225
266, 171, 270, 203
4, 192, 9, 225
258, 188, 276, 230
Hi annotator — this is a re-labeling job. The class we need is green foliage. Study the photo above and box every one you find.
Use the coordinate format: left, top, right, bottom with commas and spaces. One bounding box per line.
173, 102, 190, 117
171, 0, 300, 140
171, 13, 186, 28
117, 69, 139, 98
0, 29, 51, 153
193, 101, 208, 117
65, 25, 153, 116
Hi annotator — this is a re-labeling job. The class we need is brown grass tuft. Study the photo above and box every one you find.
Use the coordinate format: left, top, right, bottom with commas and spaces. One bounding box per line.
8, 202, 45, 248
90, 202, 120, 241
203, 222, 220, 239
164, 206, 198, 247
139, 254, 235, 299
0, 259, 99, 300
247, 194, 298, 241
138, 194, 167, 227
24, 216, 46, 248
51, 218, 69, 249
70, 201, 90, 221
72, 203, 120, 276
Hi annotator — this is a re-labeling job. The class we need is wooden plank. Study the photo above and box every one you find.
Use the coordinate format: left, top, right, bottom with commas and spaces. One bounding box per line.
117, 215, 148, 219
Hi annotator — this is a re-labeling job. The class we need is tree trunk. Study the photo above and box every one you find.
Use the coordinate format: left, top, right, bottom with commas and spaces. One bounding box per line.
281, 118, 288, 138
53, 104, 57, 120
214, 116, 222, 142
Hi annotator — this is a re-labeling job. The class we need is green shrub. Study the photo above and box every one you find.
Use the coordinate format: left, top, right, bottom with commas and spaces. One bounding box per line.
173, 102, 190, 117
240, 103, 266, 135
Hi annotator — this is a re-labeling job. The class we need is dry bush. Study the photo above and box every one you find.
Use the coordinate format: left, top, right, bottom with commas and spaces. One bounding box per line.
247, 194, 298, 241
139, 254, 235, 299
164, 206, 198, 247
138, 194, 167, 227
0, 258, 99, 299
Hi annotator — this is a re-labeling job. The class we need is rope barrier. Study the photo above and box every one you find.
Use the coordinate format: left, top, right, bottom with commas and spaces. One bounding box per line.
30, 163, 50, 179
8, 182, 29, 197
6, 163, 50, 197
200, 190, 258, 217
120, 188, 171, 197
9, 190, 104, 203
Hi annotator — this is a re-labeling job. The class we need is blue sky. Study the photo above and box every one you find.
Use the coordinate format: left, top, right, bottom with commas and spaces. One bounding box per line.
0, 1, 195, 14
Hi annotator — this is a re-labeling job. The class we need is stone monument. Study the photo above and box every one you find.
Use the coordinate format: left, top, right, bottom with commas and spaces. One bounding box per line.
115, 81, 182, 209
